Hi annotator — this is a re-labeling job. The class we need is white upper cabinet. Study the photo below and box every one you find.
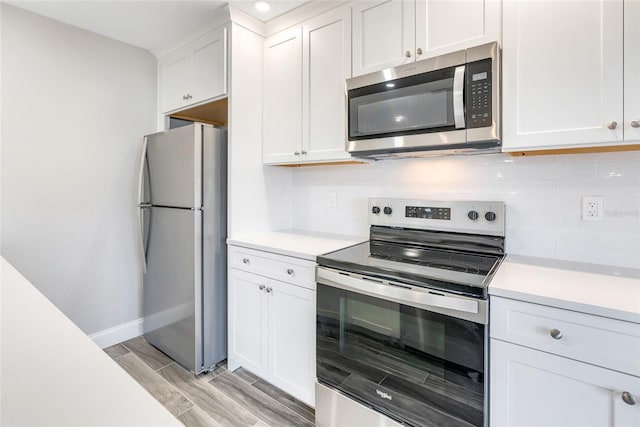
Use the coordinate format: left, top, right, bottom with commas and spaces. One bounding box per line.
263, 6, 352, 165
263, 27, 303, 165
352, 0, 414, 75
159, 27, 227, 114
502, 0, 626, 151
415, 0, 501, 59
302, 6, 352, 163
625, 0, 640, 141
352, 0, 500, 76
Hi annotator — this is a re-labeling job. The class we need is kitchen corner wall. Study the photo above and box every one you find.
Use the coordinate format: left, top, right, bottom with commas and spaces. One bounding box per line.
1, 5, 157, 335
291, 151, 640, 269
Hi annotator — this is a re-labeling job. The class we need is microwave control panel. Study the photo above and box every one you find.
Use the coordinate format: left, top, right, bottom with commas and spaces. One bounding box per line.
466, 59, 492, 129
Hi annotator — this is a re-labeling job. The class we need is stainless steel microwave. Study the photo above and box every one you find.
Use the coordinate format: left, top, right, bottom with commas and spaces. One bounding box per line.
346, 42, 500, 159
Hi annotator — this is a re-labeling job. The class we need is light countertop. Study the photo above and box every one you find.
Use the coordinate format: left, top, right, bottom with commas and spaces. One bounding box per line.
489, 255, 640, 323
227, 229, 367, 261
0, 257, 181, 426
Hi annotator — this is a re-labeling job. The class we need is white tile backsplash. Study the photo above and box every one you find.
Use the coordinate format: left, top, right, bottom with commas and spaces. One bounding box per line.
291, 151, 640, 269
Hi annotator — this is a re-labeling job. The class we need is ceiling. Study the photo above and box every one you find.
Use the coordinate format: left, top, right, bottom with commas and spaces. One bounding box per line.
6, 1, 308, 54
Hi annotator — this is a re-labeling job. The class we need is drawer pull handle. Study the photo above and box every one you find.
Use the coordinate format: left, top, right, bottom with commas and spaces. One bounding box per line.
622, 392, 637, 406
242, 258, 250, 264
266, 287, 272, 293
259, 285, 265, 291
287, 268, 294, 275
549, 329, 563, 340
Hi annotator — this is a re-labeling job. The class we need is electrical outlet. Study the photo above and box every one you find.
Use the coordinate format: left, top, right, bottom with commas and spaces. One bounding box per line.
328, 191, 337, 208
582, 196, 604, 221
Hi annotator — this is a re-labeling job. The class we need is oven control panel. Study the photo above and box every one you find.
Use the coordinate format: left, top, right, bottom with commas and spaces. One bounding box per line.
369, 198, 505, 237
405, 206, 451, 220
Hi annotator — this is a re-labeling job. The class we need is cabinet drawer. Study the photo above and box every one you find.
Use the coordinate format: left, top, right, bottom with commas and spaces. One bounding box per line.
228, 246, 315, 290
490, 296, 640, 376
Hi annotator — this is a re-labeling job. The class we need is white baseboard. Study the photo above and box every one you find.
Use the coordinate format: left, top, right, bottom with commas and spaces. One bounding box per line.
89, 317, 144, 349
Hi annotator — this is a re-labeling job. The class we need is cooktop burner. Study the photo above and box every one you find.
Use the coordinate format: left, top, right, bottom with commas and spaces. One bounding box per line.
421, 261, 477, 274
368, 240, 498, 276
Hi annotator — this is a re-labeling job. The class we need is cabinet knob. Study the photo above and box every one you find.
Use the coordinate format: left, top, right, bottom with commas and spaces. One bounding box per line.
294, 151, 301, 156
416, 48, 423, 56
549, 328, 563, 340
607, 121, 618, 130
242, 258, 250, 264
287, 268, 294, 275
266, 287, 272, 293
622, 391, 637, 406
301, 150, 307, 155
631, 120, 640, 128
259, 284, 266, 291
405, 50, 412, 58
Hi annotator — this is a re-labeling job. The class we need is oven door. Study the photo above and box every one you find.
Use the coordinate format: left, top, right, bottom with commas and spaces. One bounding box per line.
316, 266, 486, 427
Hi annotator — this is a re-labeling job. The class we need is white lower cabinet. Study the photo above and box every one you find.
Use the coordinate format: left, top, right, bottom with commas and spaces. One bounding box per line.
268, 278, 315, 404
228, 246, 316, 406
490, 296, 640, 426
228, 270, 268, 376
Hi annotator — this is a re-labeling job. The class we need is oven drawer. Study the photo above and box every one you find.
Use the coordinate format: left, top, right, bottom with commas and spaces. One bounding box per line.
228, 245, 315, 290
490, 296, 640, 376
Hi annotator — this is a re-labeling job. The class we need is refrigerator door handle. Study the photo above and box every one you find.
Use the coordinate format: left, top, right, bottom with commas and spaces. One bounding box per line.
138, 137, 150, 273
138, 136, 148, 204
137, 206, 148, 273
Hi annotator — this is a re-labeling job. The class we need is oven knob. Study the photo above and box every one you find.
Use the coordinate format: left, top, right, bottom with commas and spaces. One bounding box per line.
467, 210, 479, 221
485, 211, 497, 222
372, 206, 381, 214
383, 207, 393, 215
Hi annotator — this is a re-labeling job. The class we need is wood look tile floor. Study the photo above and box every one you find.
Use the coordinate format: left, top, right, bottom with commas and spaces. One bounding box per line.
104, 337, 315, 427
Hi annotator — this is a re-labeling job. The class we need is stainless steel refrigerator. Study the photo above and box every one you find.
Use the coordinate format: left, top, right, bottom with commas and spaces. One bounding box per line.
137, 122, 226, 374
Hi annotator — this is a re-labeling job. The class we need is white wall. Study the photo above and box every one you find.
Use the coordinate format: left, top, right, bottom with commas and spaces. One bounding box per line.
291, 151, 640, 269
0, 4, 157, 335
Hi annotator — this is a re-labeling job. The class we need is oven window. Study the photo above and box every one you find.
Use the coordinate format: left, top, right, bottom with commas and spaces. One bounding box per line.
317, 283, 484, 427
348, 69, 456, 140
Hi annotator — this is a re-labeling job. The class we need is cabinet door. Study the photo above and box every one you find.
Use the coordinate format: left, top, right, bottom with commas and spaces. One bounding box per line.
227, 269, 268, 376
352, 0, 415, 76
192, 27, 227, 105
415, 0, 500, 59
263, 27, 303, 165
160, 51, 191, 113
268, 280, 316, 406
625, 0, 640, 141
502, 0, 624, 151
302, 6, 352, 163
490, 340, 640, 427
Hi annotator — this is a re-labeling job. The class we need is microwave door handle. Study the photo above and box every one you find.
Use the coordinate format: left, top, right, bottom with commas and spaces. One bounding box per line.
453, 65, 466, 129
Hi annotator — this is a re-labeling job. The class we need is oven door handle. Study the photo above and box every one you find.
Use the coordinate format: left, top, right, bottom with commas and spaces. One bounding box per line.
316, 266, 487, 324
